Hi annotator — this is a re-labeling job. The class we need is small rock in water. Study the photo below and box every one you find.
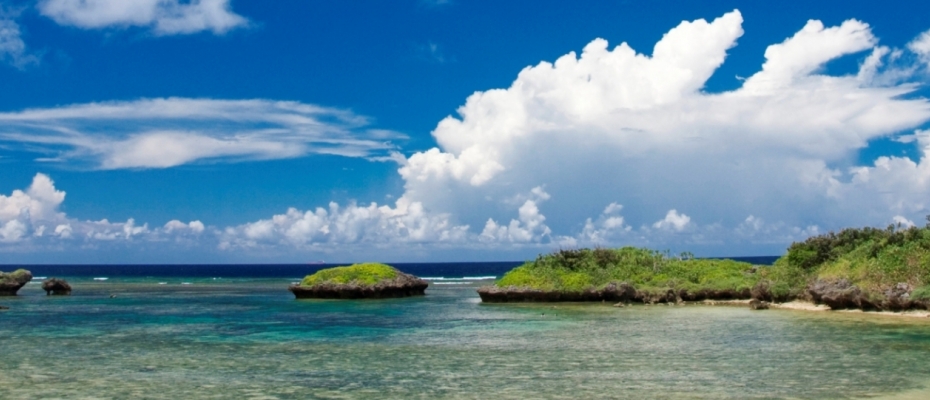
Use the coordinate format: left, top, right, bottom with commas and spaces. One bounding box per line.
613, 302, 625, 308
0, 305, 9, 310
109, 294, 117, 298
749, 299, 770, 310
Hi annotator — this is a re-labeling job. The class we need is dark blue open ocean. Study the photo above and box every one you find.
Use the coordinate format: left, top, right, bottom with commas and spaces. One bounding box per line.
11, 256, 780, 278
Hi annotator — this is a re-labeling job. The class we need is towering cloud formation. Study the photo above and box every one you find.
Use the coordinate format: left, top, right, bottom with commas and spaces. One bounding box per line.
397, 10, 930, 247
0, 174, 65, 242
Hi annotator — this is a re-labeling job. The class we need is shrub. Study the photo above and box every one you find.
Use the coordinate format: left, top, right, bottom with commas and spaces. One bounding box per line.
300, 263, 397, 286
776, 222, 930, 294
0, 269, 32, 283
494, 247, 759, 293
911, 286, 930, 301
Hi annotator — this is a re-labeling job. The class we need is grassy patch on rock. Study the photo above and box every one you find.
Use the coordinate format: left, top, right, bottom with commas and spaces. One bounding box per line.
300, 263, 398, 287
767, 223, 930, 298
496, 247, 759, 294
0, 269, 32, 283
0, 268, 33, 296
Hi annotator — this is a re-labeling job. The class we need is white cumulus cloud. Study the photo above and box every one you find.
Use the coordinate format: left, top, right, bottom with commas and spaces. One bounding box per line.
393, 9, 930, 252
0, 173, 207, 248
892, 215, 916, 228
164, 219, 205, 234
652, 210, 692, 232
38, 0, 248, 35
575, 202, 631, 245
220, 197, 470, 250
0, 173, 66, 223
479, 187, 552, 243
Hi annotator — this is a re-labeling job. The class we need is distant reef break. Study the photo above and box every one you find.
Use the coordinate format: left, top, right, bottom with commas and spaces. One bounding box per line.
289, 263, 428, 299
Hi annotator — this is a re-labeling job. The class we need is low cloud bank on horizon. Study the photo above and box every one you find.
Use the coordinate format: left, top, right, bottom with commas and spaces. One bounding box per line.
4, 10, 930, 260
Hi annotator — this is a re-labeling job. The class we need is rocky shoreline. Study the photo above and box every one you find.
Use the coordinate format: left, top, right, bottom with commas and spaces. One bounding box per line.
478, 282, 752, 304
289, 270, 428, 299
479, 278, 930, 313
804, 279, 929, 311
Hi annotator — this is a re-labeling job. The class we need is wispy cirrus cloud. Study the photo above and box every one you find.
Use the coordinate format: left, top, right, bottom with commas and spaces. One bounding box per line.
0, 98, 406, 169
37, 0, 248, 35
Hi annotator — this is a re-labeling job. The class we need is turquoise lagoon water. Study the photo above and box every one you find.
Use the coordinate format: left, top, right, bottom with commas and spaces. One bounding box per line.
3, 276, 930, 399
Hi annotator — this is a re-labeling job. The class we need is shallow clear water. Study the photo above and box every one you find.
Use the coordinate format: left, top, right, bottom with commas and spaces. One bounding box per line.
3, 277, 930, 399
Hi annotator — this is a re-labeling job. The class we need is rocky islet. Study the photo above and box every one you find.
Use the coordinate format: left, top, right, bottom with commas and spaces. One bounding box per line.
0, 269, 33, 296
289, 263, 428, 299
41, 278, 72, 296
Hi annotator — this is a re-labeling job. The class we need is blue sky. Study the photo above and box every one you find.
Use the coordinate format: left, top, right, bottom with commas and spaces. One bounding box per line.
3, 0, 930, 263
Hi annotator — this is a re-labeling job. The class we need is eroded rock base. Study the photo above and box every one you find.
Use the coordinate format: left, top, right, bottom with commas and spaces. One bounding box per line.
0, 269, 33, 297
477, 282, 751, 304
42, 278, 72, 296
479, 279, 930, 312
289, 272, 428, 299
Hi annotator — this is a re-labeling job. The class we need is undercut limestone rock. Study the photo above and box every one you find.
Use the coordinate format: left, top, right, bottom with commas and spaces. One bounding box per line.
749, 299, 770, 310
808, 279, 872, 310
0, 269, 33, 296
477, 281, 640, 303
477, 282, 759, 304
42, 278, 72, 296
807, 279, 930, 311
